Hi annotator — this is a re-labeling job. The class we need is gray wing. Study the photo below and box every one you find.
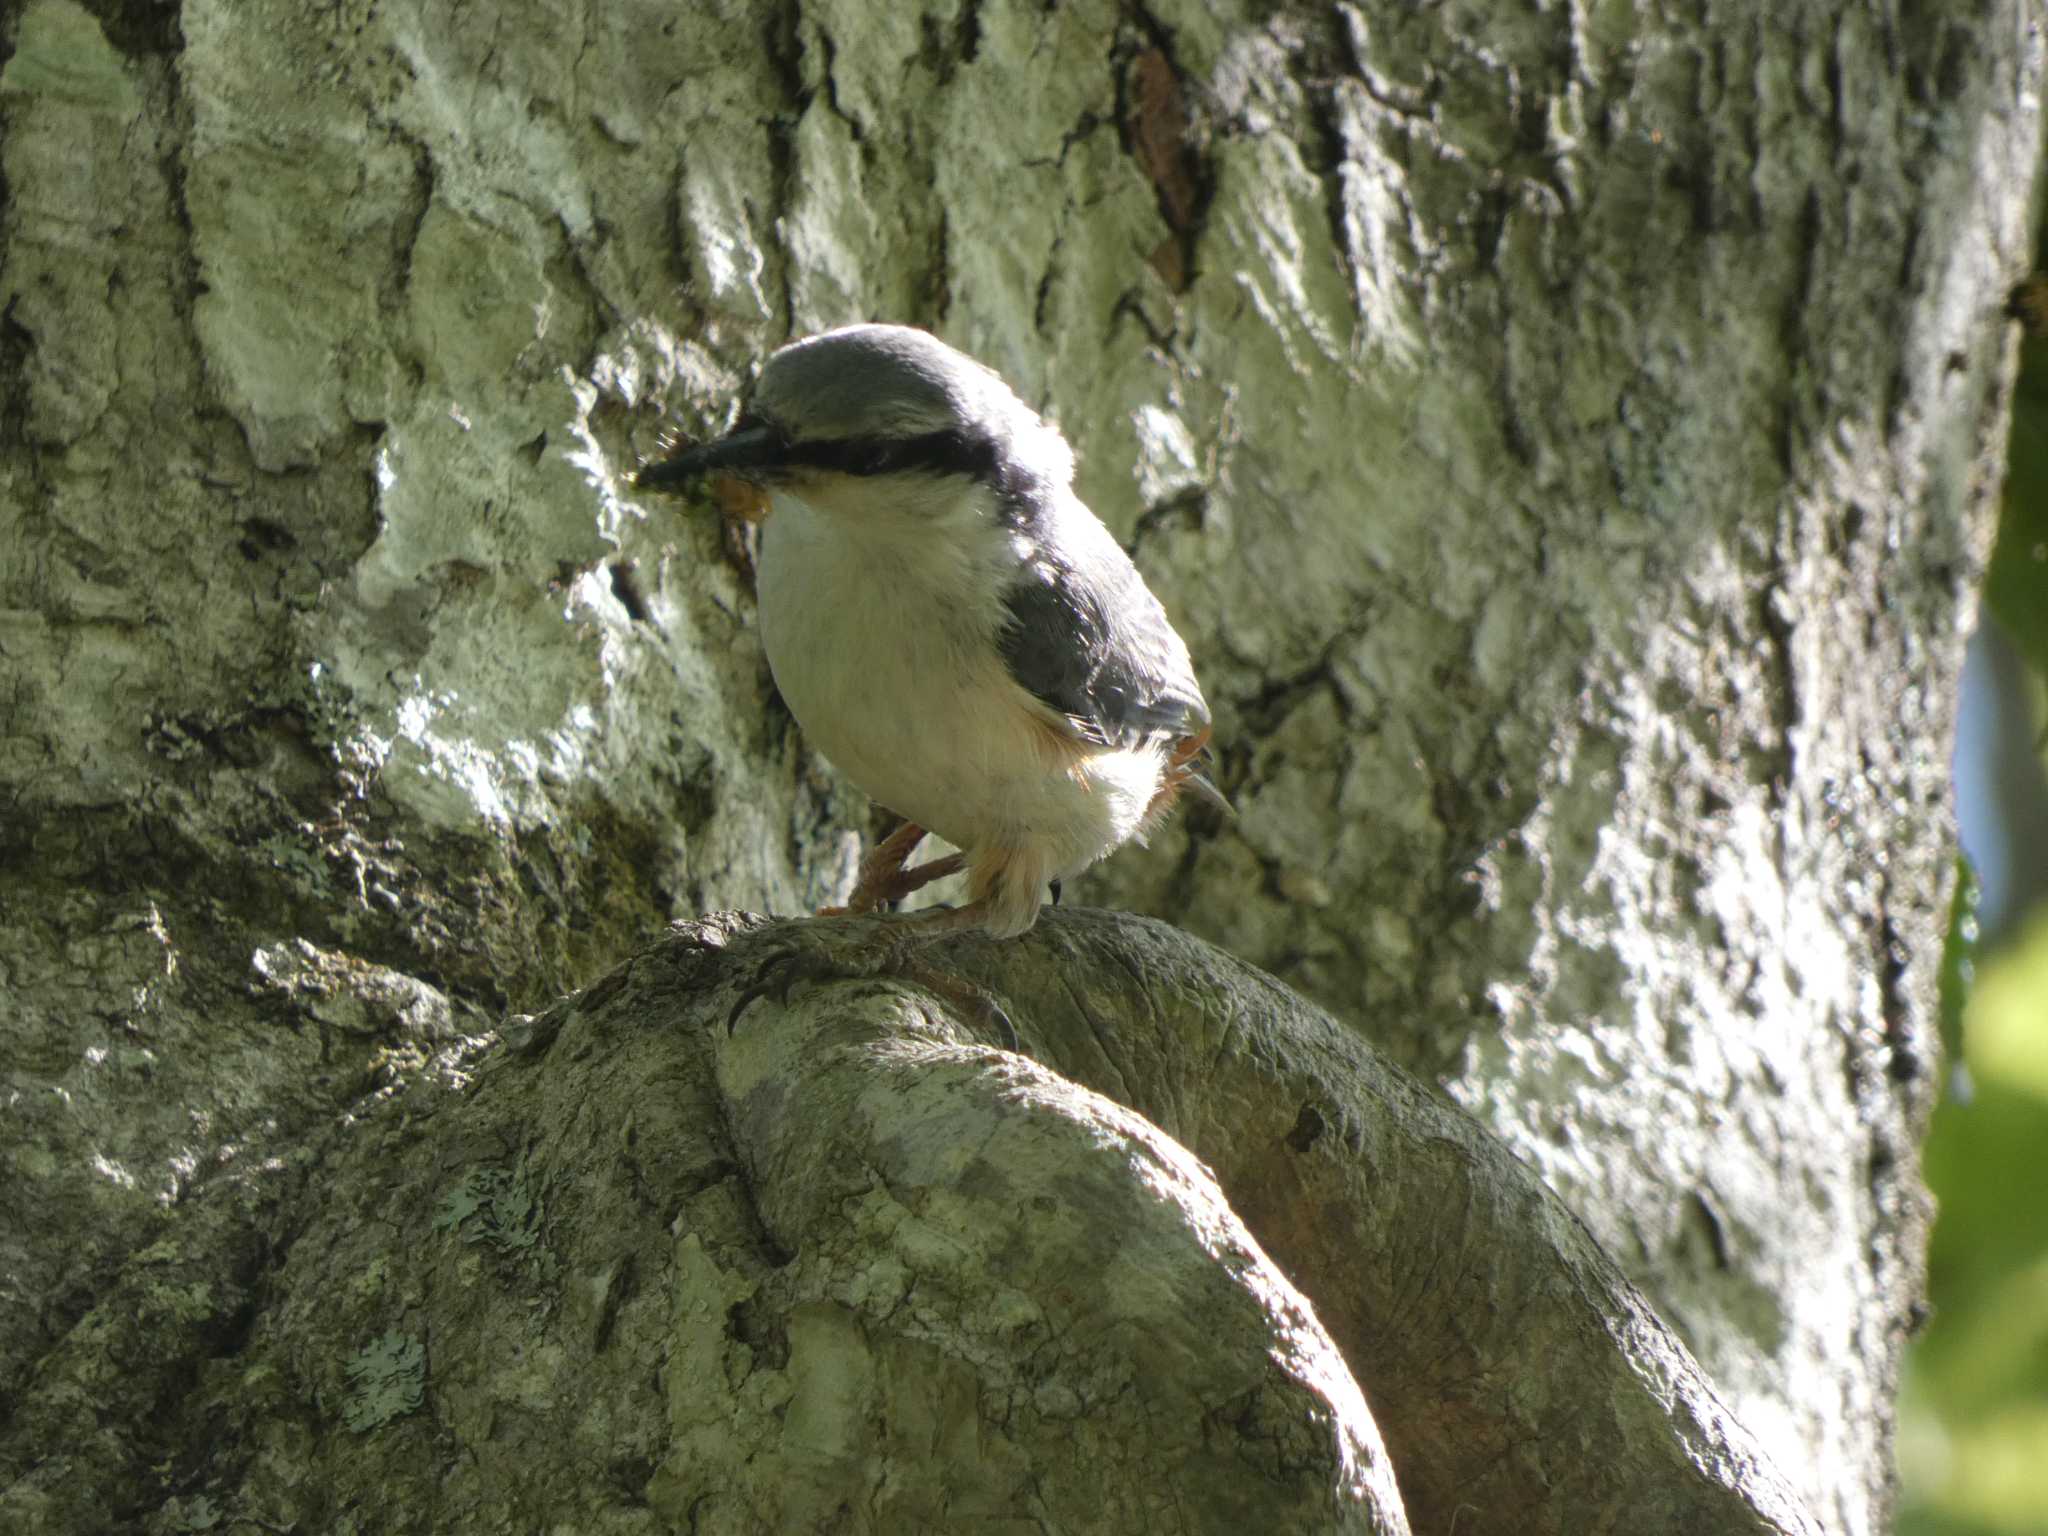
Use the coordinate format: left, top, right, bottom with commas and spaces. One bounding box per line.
997, 542, 1208, 750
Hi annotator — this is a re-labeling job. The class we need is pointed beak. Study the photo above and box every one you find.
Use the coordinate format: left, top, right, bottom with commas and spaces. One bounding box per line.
633, 423, 786, 492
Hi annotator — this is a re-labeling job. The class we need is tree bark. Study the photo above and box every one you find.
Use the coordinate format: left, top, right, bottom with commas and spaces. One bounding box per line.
1, 0, 2038, 1532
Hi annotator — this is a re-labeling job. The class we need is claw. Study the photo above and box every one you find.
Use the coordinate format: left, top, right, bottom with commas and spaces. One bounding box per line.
723, 918, 901, 1033
978, 994, 1021, 1052
725, 931, 836, 1033
719, 918, 1023, 1051
726, 971, 784, 1033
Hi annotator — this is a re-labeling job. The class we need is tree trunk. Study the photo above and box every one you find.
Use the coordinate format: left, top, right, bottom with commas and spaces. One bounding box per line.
1, 1, 2036, 1532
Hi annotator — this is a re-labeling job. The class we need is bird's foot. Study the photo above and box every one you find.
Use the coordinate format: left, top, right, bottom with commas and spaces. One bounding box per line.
724, 920, 866, 1031
820, 856, 968, 919
725, 915, 1018, 1050
820, 821, 967, 918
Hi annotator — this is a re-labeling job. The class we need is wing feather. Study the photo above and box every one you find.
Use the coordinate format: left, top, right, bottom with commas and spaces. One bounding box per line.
996, 514, 1207, 751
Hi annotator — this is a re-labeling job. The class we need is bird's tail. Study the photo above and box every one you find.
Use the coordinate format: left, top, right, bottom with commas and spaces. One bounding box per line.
1158, 727, 1234, 820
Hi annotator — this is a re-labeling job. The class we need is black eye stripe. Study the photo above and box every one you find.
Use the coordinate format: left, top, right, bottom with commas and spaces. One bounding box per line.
777, 429, 1003, 481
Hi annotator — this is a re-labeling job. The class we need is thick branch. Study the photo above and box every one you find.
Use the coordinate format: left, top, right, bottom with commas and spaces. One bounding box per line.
2, 908, 1818, 1532
707, 979, 1406, 1531
689, 908, 1823, 1534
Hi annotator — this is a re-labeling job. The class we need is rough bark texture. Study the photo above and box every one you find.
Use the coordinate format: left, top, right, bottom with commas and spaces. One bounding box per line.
1, 0, 2039, 1532
0, 909, 1827, 1533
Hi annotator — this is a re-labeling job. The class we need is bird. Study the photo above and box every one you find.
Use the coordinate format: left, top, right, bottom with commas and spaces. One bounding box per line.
635, 324, 1215, 940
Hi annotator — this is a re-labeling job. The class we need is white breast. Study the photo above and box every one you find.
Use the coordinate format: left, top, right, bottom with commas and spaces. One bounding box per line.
755, 481, 1162, 883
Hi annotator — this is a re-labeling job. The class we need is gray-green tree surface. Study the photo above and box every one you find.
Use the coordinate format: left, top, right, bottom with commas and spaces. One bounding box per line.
0, 1, 2037, 1532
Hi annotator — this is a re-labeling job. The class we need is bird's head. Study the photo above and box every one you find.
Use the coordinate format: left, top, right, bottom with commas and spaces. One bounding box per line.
634, 325, 1073, 522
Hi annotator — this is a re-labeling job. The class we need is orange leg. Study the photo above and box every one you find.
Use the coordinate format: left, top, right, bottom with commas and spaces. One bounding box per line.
896, 844, 1052, 940
887, 851, 968, 901
823, 821, 969, 915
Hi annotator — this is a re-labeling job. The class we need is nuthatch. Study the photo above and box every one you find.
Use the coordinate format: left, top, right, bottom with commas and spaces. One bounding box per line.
637, 324, 1214, 939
